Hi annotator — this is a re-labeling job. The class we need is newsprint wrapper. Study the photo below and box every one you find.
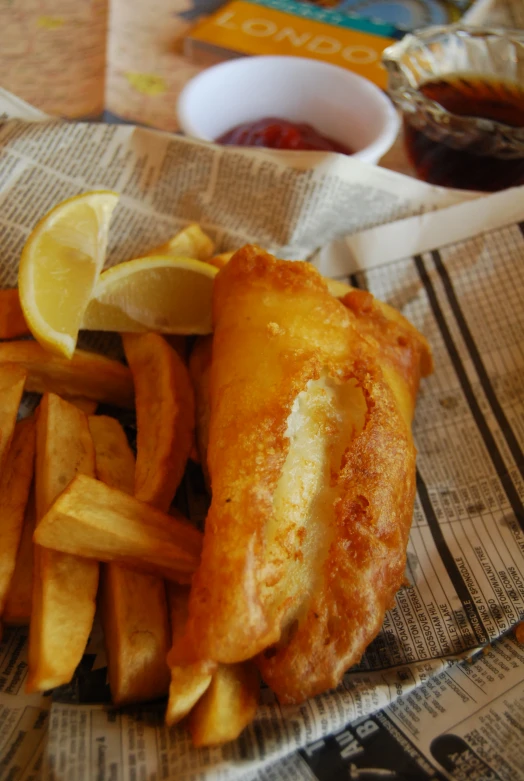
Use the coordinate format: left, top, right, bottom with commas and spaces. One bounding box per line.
0, 90, 523, 781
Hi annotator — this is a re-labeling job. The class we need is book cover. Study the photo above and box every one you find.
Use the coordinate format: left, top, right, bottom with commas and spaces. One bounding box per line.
184, 0, 478, 88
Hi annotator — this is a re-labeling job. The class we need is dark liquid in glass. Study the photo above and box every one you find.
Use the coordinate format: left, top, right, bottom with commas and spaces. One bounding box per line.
404, 75, 524, 191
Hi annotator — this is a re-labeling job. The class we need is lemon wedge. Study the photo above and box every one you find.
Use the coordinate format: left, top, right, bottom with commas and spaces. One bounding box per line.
18, 191, 119, 358
81, 256, 218, 335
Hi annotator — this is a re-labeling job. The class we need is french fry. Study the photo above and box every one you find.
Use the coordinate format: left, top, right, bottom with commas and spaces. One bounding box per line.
89, 415, 171, 705
0, 364, 26, 473
188, 662, 260, 747
123, 333, 195, 511
0, 418, 36, 615
27, 393, 99, 693
165, 584, 214, 726
3, 489, 36, 625
88, 416, 135, 495
208, 252, 234, 270
0, 342, 134, 408
146, 224, 215, 261
0, 289, 29, 339
34, 475, 202, 583
100, 566, 171, 705
65, 397, 98, 415
34, 395, 96, 527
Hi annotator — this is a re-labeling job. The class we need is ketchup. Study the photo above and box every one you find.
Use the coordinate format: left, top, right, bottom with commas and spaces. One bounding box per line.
216, 117, 353, 155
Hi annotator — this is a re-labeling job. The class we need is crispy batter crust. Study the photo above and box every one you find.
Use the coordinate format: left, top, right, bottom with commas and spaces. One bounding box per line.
257, 354, 415, 702
340, 288, 431, 423
185, 246, 427, 703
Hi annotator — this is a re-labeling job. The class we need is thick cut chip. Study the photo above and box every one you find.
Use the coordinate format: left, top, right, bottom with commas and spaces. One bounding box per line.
100, 565, 170, 705
0, 364, 26, 473
27, 393, 98, 693
34, 395, 97, 521
65, 397, 98, 415
188, 662, 259, 747
123, 333, 195, 511
0, 418, 36, 615
3, 489, 36, 625
146, 224, 215, 261
89, 415, 171, 705
89, 416, 135, 495
99, 564, 170, 705
34, 475, 202, 583
0, 289, 29, 338
0, 342, 133, 408
165, 584, 214, 726
208, 252, 234, 270
18, 191, 119, 358
183, 247, 425, 704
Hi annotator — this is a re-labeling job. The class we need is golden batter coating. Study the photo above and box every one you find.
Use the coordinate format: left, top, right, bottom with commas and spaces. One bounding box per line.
183, 245, 430, 704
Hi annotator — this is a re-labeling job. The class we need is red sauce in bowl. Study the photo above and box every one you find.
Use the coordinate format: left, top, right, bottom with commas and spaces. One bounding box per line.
216, 117, 353, 155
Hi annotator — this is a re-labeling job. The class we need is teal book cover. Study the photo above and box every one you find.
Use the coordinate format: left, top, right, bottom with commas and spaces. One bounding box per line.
185, 0, 480, 87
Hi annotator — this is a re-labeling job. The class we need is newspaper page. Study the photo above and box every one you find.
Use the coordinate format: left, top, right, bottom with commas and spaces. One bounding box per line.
0, 87, 476, 278
294, 632, 524, 781
0, 94, 523, 780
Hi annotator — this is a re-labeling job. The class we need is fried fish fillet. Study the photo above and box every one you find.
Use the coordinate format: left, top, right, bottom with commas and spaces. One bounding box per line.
183, 246, 431, 703
336, 286, 432, 425
258, 286, 431, 703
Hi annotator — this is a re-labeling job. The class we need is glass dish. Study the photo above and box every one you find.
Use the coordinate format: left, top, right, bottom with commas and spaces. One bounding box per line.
382, 26, 524, 191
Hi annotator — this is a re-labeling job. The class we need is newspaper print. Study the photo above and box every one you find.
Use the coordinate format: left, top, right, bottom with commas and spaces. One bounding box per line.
298, 633, 524, 781
0, 111, 472, 290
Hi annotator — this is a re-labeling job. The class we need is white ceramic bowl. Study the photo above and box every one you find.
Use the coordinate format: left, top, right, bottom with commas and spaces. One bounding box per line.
177, 56, 399, 165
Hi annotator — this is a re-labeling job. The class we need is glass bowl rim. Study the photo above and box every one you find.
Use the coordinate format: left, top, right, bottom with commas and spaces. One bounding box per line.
382, 24, 524, 137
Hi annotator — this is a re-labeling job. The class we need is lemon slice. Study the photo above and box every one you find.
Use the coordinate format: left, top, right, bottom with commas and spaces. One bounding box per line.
18, 191, 119, 358
81, 255, 218, 334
